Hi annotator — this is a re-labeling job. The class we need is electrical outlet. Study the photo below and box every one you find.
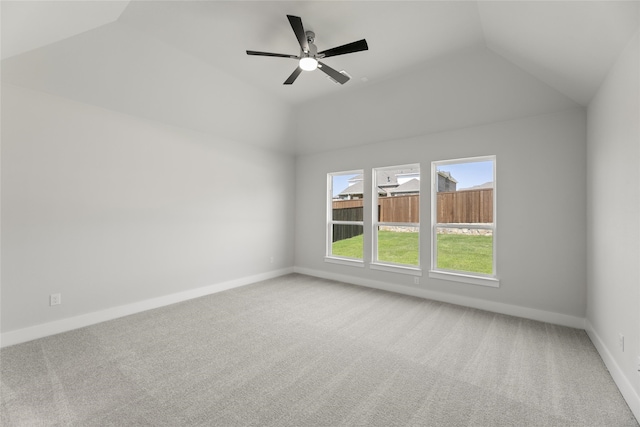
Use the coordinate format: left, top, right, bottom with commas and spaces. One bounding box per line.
50, 293, 61, 306
637, 356, 640, 373
413, 277, 420, 285
270, 256, 274, 264
618, 333, 624, 352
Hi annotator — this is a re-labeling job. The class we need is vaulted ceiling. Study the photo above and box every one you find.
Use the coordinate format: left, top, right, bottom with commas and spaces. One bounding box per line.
2, 1, 638, 152
3, 1, 639, 105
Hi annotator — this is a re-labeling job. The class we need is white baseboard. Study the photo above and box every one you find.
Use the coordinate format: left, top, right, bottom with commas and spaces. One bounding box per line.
585, 320, 640, 422
0, 268, 294, 348
294, 266, 586, 329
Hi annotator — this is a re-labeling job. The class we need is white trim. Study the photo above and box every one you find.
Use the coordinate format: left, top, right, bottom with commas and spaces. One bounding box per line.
436, 223, 493, 229
585, 320, 640, 422
431, 156, 498, 282
293, 266, 585, 329
432, 155, 496, 167
429, 270, 499, 288
327, 170, 365, 259
331, 220, 364, 226
324, 257, 365, 268
0, 268, 294, 348
370, 262, 422, 276
374, 221, 419, 228
372, 163, 421, 268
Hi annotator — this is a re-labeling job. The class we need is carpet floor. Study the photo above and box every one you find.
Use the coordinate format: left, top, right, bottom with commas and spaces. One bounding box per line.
1, 273, 638, 426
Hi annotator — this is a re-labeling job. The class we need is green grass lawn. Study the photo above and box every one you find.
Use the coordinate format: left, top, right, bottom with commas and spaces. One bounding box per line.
332, 231, 492, 274
332, 230, 419, 265
436, 233, 493, 274
331, 234, 364, 259
377, 231, 419, 266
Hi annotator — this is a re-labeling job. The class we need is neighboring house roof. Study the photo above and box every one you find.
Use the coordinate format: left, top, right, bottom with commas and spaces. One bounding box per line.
338, 181, 390, 197
339, 181, 364, 196
339, 168, 423, 197
377, 187, 390, 196
459, 181, 493, 190
377, 168, 420, 187
348, 168, 420, 185
390, 178, 420, 195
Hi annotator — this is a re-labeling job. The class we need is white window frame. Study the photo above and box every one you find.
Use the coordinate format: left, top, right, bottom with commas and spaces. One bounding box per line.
325, 170, 364, 267
371, 164, 421, 276
429, 156, 498, 287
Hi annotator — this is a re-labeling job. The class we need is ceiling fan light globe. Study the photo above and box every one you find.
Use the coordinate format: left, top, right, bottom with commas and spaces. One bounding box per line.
299, 57, 318, 71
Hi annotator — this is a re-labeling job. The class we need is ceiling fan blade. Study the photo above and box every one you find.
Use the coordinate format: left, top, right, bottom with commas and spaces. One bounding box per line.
287, 15, 309, 53
284, 67, 303, 85
318, 61, 350, 85
246, 50, 298, 59
318, 39, 368, 58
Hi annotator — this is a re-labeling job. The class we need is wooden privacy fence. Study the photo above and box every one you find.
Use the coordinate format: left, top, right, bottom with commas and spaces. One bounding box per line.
331, 189, 493, 242
437, 189, 493, 223
331, 195, 420, 223
331, 201, 364, 242
378, 195, 419, 223
331, 195, 420, 242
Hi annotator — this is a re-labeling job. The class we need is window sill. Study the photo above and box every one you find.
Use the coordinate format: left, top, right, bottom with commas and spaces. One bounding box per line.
429, 270, 499, 288
370, 262, 422, 276
324, 257, 365, 268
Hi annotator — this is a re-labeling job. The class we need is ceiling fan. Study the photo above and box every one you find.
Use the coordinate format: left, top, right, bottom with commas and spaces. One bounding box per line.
246, 15, 368, 85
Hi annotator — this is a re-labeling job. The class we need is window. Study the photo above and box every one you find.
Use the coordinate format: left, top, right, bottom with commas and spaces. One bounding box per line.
372, 165, 420, 272
326, 171, 364, 264
430, 156, 498, 286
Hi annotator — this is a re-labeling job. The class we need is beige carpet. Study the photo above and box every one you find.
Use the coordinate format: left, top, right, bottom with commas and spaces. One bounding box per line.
1, 274, 638, 426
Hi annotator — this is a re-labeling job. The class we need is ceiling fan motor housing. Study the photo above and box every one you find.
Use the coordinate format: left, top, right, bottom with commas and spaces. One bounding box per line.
305, 31, 315, 45
303, 31, 317, 58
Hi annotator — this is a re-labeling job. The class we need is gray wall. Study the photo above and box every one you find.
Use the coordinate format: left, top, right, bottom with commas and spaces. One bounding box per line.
587, 30, 640, 412
1, 84, 296, 333
294, 46, 587, 322
295, 109, 587, 320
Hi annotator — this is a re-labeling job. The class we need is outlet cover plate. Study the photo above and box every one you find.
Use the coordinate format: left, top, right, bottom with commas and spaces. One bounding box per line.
50, 293, 61, 306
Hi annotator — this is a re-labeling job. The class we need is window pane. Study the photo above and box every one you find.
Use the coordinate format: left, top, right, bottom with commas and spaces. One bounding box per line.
436, 161, 493, 224
436, 227, 493, 274
373, 164, 420, 268
376, 167, 420, 223
377, 226, 419, 266
332, 224, 364, 259
329, 171, 364, 260
332, 174, 363, 202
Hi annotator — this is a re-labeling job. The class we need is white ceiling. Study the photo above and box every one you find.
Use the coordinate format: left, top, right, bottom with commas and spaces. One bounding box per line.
1, 1, 639, 106
0, 1, 129, 60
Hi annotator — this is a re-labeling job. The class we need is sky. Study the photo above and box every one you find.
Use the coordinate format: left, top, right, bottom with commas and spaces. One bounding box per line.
437, 160, 494, 190
332, 174, 358, 197
332, 161, 494, 197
